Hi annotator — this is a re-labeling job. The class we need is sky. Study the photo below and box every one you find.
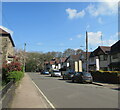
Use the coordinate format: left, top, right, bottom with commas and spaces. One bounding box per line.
1, 1, 119, 53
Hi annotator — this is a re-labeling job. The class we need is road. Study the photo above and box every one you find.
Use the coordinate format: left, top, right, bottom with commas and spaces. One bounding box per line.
28, 72, 118, 108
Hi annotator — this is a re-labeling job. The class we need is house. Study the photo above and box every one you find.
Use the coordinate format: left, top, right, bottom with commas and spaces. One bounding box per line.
44, 58, 61, 71
59, 57, 67, 71
66, 54, 82, 72
89, 46, 111, 71
81, 52, 91, 72
109, 40, 120, 71
0, 27, 15, 63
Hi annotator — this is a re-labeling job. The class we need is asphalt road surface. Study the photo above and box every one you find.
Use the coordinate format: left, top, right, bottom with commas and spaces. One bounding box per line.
28, 72, 118, 109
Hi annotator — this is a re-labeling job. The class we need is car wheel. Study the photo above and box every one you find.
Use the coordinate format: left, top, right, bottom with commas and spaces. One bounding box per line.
72, 78, 74, 83
89, 82, 92, 84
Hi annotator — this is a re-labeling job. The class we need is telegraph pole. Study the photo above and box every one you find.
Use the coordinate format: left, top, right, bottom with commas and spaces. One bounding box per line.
86, 31, 88, 73
24, 43, 26, 72
101, 33, 103, 46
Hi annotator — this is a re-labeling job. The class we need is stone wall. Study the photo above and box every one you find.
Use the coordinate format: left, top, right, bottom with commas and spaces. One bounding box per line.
1, 35, 14, 63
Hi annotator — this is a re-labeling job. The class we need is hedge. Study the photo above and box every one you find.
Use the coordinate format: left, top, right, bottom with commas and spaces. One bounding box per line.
8, 71, 24, 82
91, 71, 120, 84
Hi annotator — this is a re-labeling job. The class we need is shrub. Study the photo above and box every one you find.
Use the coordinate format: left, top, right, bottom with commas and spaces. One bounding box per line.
91, 71, 120, 84
8, 71, 24, 82
2, 61, 23, 83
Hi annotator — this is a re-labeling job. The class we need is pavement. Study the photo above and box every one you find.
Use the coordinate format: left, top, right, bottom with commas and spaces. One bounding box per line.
92, 82, 119, 90
10, 73, 52, 108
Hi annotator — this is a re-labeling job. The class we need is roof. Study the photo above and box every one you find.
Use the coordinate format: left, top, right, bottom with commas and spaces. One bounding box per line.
0, 28, 15, 47
70, 54, 81, 61
60, 58, 67, 63
110, 40, 120, 54
90, 46, 111, 57
44, 61, 49, 64
50, 61, 55, 65
55, 59, 60, 64
100, 46, 111, 54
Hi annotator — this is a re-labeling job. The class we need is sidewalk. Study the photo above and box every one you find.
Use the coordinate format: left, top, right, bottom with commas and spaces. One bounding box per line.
92, 81, 119, 90
10, 73, 52, 108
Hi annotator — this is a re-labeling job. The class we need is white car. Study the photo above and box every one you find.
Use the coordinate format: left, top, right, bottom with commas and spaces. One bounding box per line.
51, 70, 61, 77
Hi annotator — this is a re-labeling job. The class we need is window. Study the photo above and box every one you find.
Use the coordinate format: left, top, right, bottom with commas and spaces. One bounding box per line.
104, 55, 107, 60
100, 55, 104, 61
100, 55, 107, 61
112, 54, 118, 59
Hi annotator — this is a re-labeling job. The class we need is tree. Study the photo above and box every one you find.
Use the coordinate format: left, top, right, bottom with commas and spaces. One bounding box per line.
25, 48, 84, 72
63, 48, 75, 57
75, 49, 84, 55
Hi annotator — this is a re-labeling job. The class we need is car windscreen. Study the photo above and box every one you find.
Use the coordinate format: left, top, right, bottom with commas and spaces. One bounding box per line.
83, 72, 91, 76
69, 72, 74, 74
75, 72, 82, 75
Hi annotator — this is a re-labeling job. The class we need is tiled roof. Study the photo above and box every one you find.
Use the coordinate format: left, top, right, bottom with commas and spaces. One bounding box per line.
55, 59, 60, 64
91, 46, 111, 56
71, 54, 81, 61
100, 46, 111, 54
60, 58, 67, 63
50, 61, 55, 65
44, 61, 49, 64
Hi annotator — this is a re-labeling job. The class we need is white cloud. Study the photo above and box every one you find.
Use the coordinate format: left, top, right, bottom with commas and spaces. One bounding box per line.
88, 31, 102, 46
66, 8, 85, 19
104, 32, 118, 46
88, 31, 118, 47
98, 17, 103, 24
77, 34, 82, 38
69, 38, 73, 41
86, 1, 118, 17
66, 1, 118, 20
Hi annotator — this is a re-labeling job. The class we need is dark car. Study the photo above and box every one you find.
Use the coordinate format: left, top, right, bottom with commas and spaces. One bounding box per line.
72, 72, 93, 83
63, 70, 75, 80
41, 71, 49, 75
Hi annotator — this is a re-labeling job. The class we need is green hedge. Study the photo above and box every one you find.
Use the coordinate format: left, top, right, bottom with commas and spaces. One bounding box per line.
91, 71, 120, 84
8, 71, 24, 82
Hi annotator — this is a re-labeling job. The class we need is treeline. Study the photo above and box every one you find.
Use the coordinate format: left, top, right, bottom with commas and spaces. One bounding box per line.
15, 48, 83, 72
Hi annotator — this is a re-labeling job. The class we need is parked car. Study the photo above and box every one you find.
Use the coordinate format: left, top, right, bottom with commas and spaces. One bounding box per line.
72, 72, 93, 83
41, 71, 49, 75
51, 70, 62, 77
63, 70, 75, 80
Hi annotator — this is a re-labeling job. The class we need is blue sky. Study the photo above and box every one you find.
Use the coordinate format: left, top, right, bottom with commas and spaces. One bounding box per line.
1, 2, 119, 52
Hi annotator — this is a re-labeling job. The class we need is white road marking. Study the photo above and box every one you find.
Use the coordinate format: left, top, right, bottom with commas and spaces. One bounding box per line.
32, 80, 56, 110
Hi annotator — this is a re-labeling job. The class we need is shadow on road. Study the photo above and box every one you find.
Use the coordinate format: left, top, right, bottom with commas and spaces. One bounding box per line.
44, 75, 52, 77
112, 87, 120, 91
